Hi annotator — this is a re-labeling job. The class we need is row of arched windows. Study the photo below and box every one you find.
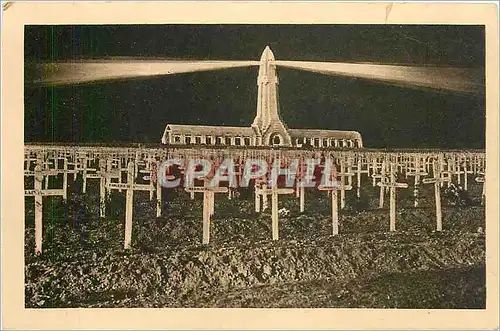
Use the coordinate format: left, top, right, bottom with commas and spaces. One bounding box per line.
169, 133, 361, 149
293, 137, 362, 148
172, 134, 254, 146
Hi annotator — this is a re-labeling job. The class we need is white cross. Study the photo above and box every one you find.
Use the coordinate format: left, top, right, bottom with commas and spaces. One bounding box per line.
461, 158, 474, 191
103, 162, 154, 249
318, 183, 353, 235
475, 171, 485, 206
354, 156, 369, 198
449, 155, 465, 185
80, 156, 99, 193
377, 163, 408, 231
24, 156, 77, 201
338, 159, 355, 209
185, 179, 228, 244
422, 161, 452, 231
24, 164, 66, 253
345, 156, 355, 188
374, 160, 389, 209
151, 161, 163, 217
406, 156, 428, 207
255, 183, 294, 240
294, 161, 309, 213
370, 158, 384, 186
254, 179, 268, 212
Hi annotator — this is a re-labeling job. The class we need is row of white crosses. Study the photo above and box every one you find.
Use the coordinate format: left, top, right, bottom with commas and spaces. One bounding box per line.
431, 153, 485, 206
23, 147, 486, 251
252, 152, 461, 236
24, 151, 85, 253
369, 152, 486, 206
370, 153, 484, 232
24, 151, 79, 200
24, 149, 163, 252
253, 156, 354, 237
441, 153, 486, 190
185, 156, 242, 202
25, 156, 68, 253
24, 147, 485, 206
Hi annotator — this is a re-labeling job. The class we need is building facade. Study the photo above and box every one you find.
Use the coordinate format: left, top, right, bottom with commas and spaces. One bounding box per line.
161, 46, 363, 149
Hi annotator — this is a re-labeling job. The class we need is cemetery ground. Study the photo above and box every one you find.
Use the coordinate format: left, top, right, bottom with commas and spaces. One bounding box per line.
25, 177, 486, 308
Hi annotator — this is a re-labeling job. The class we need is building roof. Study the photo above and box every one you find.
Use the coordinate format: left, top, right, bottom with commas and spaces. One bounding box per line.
161, 123, 363, 145
162, 124, 255, 143
288, 128, 363, 141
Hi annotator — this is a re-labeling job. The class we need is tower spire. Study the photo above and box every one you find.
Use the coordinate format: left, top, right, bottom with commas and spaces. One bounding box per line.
252, 46, 291, 146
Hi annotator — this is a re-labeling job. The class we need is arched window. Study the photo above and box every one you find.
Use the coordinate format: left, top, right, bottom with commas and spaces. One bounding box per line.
244, 137, 251, 146
235, 137, 241, 146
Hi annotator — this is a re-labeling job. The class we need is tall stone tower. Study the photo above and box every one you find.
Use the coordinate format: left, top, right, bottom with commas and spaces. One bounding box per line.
251, 46, 292, 146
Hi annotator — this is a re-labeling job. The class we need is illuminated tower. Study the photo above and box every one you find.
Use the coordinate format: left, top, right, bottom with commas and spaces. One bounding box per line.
251, 46, 292, 146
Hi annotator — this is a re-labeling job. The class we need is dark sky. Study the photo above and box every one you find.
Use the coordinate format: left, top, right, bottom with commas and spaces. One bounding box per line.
24, 25, 485, 148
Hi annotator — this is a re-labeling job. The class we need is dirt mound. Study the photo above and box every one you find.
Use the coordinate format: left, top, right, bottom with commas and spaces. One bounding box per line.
208, 265, 485, 308
24, 180, 486, 308
25, 231, 484, 308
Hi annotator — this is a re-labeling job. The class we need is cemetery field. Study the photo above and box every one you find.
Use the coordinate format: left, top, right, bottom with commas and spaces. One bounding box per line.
24, 179, 486, 308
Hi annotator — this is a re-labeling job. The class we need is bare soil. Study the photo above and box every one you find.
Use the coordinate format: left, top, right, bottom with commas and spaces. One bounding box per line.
24, 176, 486, 308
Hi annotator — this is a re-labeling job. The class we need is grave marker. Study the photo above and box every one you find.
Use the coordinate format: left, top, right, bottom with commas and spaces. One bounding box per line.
105, 162, 155, 249
377, 164, 408, 231
475, 171, 485, 206
24, 164, 66, 253
256, 184, 294, 240
185, 179, 228, 244
355, 156, 369, 198
422, 161, 451, 231
339, 159, 355, 209
406, 156, 428, 207
318, 183, 352, 235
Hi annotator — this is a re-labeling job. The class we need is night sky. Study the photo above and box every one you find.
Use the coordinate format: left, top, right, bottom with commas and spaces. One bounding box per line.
24, 25, 485, 149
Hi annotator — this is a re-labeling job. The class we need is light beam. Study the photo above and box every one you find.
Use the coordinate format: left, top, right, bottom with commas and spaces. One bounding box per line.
275, 60, 484, 95
30, 56, 484, 96
32, 59, 260, 86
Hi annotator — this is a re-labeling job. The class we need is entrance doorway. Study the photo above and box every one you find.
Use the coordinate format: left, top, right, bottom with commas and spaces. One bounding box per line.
271, 134, 282, 146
